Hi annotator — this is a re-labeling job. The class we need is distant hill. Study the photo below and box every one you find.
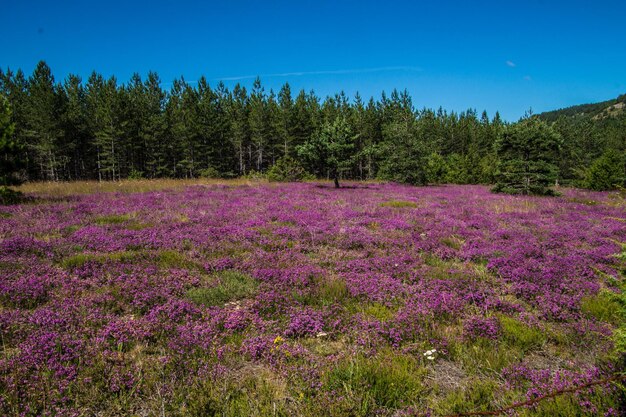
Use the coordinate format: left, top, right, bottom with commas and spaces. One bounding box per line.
539, 93, 626, 122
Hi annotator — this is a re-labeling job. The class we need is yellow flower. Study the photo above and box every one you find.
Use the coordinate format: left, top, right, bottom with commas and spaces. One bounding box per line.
273, 336, 284, 345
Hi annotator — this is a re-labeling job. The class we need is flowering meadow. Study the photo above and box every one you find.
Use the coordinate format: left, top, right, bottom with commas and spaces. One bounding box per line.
1, 182, 625, 416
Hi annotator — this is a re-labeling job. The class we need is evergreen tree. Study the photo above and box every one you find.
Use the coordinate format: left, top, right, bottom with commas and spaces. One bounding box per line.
142, 72, 167, 177
377, 90, 428, 185
86, 73, 121, 181
493, 116, 561, 195
229, 84, 250, 175
291, 90, 315, 150
166, 78, 200, 178
0, 63, 622, 190
297, 116, 355, 188
584, 149, 625, 190
248, 78, 267, 171
24, 61, 62, 180
60, 74, 91, 179
0, 96, 24, 186
278, 83, 294, 156
0, 69, 30, 177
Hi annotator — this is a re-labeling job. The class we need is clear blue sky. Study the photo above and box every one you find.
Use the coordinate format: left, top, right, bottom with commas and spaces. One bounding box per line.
2, 0, 625, 120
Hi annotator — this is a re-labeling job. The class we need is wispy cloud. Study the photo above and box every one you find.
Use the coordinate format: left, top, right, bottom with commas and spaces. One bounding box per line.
506, 60, 516, 68
523, 75, 532, 81
215, 66, 423, 81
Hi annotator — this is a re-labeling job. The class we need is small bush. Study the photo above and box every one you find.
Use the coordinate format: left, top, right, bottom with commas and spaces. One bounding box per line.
267, 156, 313, 182
127, 169, 144, 180
0, 186, 22, 205
583, 149, 625, 191
199, 166, 220, 179
243, 169, 266, 180
185, 270, 258, 306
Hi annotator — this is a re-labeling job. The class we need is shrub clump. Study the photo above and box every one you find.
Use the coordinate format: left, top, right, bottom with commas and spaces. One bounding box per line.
266, 156, 313, 182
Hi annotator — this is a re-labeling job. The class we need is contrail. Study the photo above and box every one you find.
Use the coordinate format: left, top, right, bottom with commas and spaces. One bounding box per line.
215, 66, 423, 81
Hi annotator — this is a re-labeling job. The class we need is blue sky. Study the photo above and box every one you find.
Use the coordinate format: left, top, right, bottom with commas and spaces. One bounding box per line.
1, 0, 625, 120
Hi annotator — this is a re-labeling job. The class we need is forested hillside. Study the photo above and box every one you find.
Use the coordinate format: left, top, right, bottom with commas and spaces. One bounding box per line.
1, 61, 624, 189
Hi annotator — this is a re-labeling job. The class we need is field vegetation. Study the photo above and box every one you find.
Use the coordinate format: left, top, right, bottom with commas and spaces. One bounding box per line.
0, 180, 624, 416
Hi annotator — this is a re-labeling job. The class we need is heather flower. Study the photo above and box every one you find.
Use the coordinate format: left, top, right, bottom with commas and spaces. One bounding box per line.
463, 316, 500, 340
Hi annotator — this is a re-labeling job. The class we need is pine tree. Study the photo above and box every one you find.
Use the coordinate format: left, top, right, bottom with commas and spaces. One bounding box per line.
86, 73, 121, 181
297, 115, 355, 188
60, 74, 91, 179
377, 90, 428, 185
584, 149, 625, 190
493, 115, 561, 195
278, 83, 294, 156
25, 61, 62, 180
229, 84, 249, 175
0, 96, 24, 186
248, 78, 267, 171
0, 69, 30, 177
166, 78, 201, 178
291, 90, 315, 150
142, 72, 167, 177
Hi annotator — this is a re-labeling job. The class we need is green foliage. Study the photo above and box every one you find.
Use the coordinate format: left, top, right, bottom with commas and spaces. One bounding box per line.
182, 368, 290, 417
499, 315, 546, 351
583, 149, 625, 190
297, 116, 355, 188
155, 250, 202, 270
61, 251, 141, 269
1, 61, 623, 190
243, 169, 266, 180
323, 350, 427, 414
449, 338, 521, 375
267, 155, 313, 182
198, 166, 220, 178
425, 152, 448, 184
24, 61, 63, 181
380, 200, 418, 208
0, 96, 24, 188
445, 153, 471, 184
377, 94, 428, 185
185, 270, 258, 307
0, 186, 22, 205
432, 379, 499, 415
493, 116, 561, 195
610, 243, 626, 356
94, 214, 130, 225
127, 169, 144, 180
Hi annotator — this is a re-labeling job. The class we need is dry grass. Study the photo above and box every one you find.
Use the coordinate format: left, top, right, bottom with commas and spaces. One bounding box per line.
491, 200, 538, 214
16, 178, 267, 196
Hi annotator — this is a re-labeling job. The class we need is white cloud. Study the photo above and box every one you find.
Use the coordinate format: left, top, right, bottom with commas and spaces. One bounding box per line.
506, 60, 516, 68
216, 66, 423, 81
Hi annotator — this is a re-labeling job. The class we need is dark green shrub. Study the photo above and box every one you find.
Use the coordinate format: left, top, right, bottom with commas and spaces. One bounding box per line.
583, 149, 625, 190
267, 156, 313, 182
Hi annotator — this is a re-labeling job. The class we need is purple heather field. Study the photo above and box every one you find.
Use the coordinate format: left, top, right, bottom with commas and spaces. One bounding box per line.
0, 182, 625, 416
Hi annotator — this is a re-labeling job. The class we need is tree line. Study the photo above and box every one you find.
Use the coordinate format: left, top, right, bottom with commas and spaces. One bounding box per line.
1, 61, 624, 193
